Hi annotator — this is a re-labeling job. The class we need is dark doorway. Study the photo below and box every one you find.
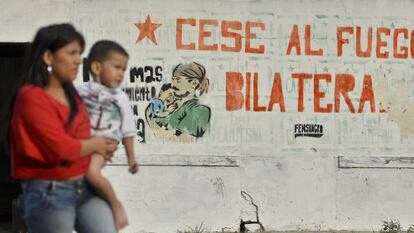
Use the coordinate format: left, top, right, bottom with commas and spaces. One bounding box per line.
0, 42, 29, 222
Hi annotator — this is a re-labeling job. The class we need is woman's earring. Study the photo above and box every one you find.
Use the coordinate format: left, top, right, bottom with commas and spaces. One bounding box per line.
47, 65, 52, 74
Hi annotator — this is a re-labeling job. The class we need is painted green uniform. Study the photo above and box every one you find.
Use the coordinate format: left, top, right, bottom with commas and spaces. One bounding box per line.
152, 98, 211, 137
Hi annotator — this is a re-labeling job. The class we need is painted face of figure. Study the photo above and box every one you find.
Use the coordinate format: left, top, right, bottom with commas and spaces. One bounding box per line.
159, 87, 176, 106
48, 40, 82, 83
171, 75, 199, 97
99, 52, 128, 89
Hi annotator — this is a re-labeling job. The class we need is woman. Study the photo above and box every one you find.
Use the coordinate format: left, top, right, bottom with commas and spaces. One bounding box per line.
8, 23, 118, 233
146, 62, 211, 142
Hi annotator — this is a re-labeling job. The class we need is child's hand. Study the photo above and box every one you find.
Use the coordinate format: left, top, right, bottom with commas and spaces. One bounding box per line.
128, 160, 139, 174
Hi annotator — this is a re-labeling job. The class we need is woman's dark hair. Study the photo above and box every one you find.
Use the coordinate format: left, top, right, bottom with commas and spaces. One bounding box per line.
1, 23, 85, 139
24, 23, 84, 126
86, 40, 129, 72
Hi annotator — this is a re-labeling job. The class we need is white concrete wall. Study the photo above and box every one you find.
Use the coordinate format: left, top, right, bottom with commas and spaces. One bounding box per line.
2, 0, 414, 232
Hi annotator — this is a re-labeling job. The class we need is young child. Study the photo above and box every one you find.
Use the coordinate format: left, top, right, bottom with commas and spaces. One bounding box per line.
150, 83, 178, 118
76, 40, 138, 231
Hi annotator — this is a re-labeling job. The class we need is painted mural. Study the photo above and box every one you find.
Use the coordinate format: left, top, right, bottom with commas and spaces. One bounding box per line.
78, 9, 414, 151
145, 62, 211, 142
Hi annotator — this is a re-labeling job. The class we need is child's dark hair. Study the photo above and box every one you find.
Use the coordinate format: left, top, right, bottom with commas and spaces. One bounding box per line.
86, 40, 129, 71
160, 83, 172, 93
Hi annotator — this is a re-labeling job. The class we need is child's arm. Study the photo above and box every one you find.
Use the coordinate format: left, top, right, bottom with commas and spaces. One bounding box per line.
118, 92, 138, 173
122, 136, 138, 174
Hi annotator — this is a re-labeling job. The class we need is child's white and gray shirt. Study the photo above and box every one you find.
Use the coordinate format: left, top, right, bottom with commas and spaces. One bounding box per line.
76, 81, 136, 141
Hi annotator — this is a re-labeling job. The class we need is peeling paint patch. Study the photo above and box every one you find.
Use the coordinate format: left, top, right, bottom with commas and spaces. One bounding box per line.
375, 70, 414, 138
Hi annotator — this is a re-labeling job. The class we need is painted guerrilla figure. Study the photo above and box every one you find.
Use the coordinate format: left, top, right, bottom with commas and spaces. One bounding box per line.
145, 62, 211, 142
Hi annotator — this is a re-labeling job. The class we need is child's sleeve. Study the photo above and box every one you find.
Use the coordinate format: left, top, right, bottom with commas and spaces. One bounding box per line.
118, 92, 136, 138
75, 83, 88, 98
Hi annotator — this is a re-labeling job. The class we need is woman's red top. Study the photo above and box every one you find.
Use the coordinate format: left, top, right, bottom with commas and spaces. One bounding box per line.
9, 84, 91, 180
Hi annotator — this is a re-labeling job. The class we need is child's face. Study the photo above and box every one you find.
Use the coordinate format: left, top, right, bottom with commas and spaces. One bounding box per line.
98, 52, 128, 89
159, 88, 176, 105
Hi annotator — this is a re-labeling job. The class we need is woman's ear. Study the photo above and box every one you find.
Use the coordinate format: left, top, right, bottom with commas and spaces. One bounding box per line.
42, 50, 53, 66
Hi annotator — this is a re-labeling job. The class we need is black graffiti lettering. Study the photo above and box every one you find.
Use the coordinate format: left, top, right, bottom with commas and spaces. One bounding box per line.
123, 87, 134, 100
85, 62, 164, 84
136, 118, 145, 143
155, 66, 163, 82
130, 67, 144, 83
122, 86, 156, 102
294, 124, 324, 138
151, 86, 156, 98
132, 104, 139, 116
144, 66, 154, 83
144, 87, 151, 101
130, 66, 163, 83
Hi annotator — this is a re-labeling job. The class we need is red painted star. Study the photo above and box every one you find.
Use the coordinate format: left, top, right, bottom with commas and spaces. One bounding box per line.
134, 15, 162, 45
